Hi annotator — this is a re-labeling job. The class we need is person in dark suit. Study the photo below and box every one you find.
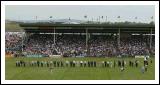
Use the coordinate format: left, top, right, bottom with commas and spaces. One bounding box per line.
131, 61, 134, 67
37, 61, 40, 67
90, 61, 93, 67
122, 60, 125, 68
88, 61, 90, 67
135, 60, 138, 67
53, 61, 56, 67
80, 61, 83, 67
104, 61, 107, 67
150, 59, 152, 63
47, 61, 49, 67
57, 61, 60, 67
40, 61, 43, 67
73, 61, 76, 67
118, 60, 121, 67
23, 61, 26, 67
70, 61, 73, 67
84, 61, 87, 67
60, 61, 63, 67
20, 60, 25, 67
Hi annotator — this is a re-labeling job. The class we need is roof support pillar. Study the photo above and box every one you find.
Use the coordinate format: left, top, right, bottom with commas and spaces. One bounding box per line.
117, 28, 121, 56
54, 27, 56, 45
86, 28, 88, 57
150, 28, 152, 49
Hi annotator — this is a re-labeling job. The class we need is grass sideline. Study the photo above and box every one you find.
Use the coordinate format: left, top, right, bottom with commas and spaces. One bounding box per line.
5, 57, 155, 80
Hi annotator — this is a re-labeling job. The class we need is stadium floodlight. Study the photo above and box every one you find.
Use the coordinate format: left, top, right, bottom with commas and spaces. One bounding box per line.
117, 16, 121, 23
50, 16, 52, 18
151, 16, 153, 20
84, 15, 87, 18
49, 16, 52, 23
91, 18, 93, 23
106, 16, 107, 23
101, 16, 103, 18
117, 16, 120, 19
135, 17, 137, 23
150, 16, 154, 24
135, 17, 137, 19
101, 16, 104, 20
98, 16, 101, 24
84, 15, 87, 24
69, 17, 71, 24
35, 16, 38, 21
96, 18, 98, 24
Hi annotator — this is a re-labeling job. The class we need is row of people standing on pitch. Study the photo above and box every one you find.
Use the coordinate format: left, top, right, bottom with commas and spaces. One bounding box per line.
15, 60, 125, 68
16, 60, 144, 68
101, 61, 118, 68
16, 60, 26, 67
117, 60, 139, 68
16, 60, 97, 67
117, 60, 126, 68
102, 61, 112, 67
29, 61, 64, 67
16, 60, 64, 67
87, 61, 96, 67
101, 60, 127, 68
65, 61, 97, 67
129, 60, 139, 67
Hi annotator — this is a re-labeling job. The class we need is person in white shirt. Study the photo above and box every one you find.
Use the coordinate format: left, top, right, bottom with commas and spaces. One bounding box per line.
80, 61, 83, 67
65, 60, 69, 67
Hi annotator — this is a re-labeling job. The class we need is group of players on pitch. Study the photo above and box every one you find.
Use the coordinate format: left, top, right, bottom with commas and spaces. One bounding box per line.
15, 57, 151, 73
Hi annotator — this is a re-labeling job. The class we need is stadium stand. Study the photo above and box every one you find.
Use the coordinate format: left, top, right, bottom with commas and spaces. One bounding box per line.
5, 32, 155, 57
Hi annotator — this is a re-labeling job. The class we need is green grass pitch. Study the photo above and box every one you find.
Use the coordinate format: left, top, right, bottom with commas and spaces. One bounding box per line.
5, 57, 155, 80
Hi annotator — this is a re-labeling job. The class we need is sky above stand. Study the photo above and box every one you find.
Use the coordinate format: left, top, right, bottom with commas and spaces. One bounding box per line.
5, 5, 155, 23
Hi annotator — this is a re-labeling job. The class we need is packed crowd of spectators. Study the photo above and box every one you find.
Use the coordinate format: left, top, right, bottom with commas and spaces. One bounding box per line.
5, 32, 155, 57
23, 34, 87, 57
119, 36, 150, 56
89, 35, 117, 57
5, 32, 23, 56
